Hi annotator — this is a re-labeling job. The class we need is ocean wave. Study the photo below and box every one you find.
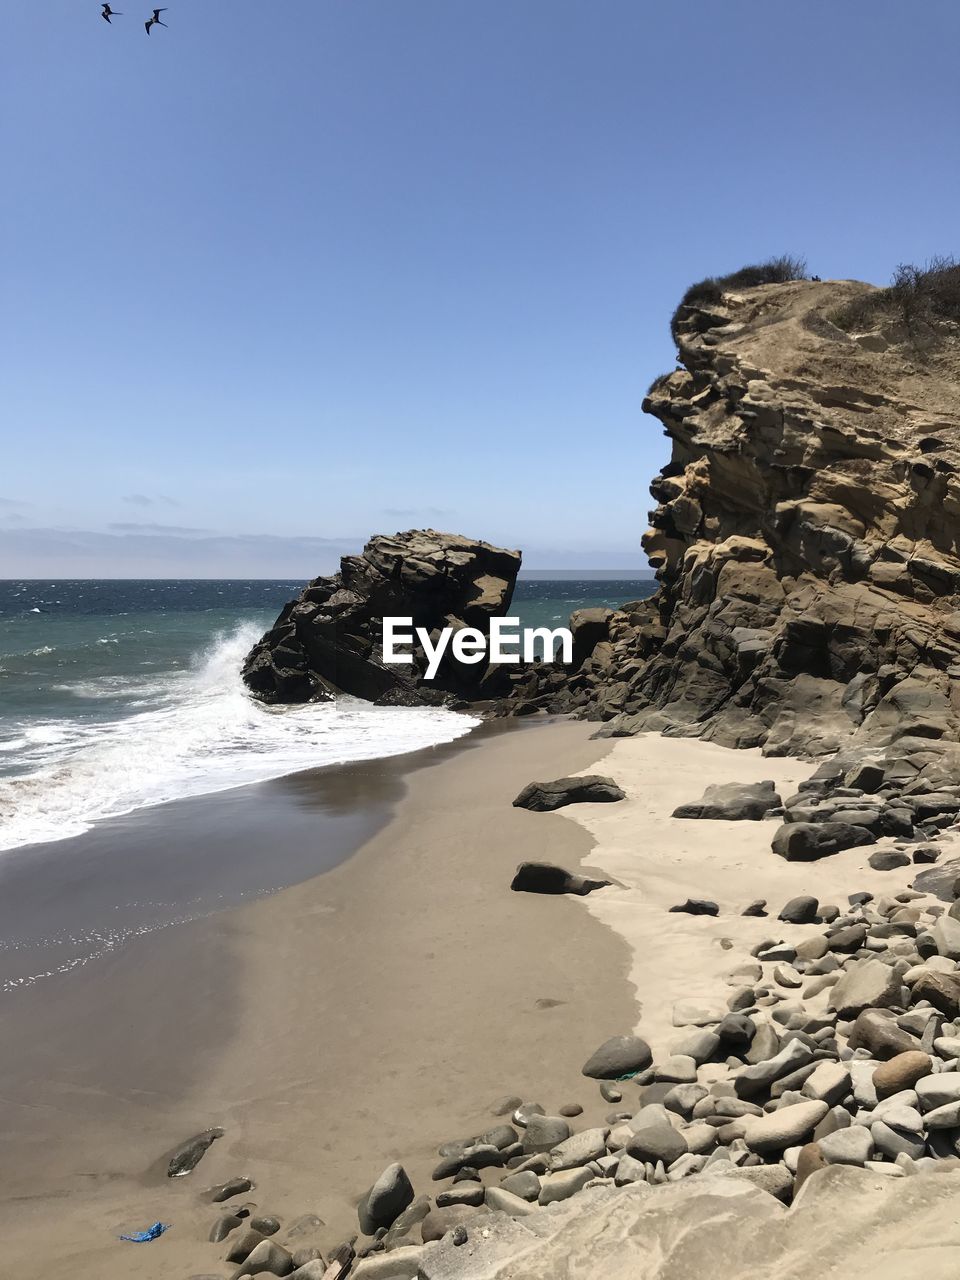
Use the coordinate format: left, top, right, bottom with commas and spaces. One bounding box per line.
0, 624, 478, 853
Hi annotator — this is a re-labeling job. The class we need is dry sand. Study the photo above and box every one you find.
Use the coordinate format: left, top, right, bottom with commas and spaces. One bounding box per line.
0, 719, 637, 1278
561, 733, 952, 1057
5, 722, 945, 1278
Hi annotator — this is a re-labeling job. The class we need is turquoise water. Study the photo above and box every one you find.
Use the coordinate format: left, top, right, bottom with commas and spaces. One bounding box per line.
0, 578, 654, 850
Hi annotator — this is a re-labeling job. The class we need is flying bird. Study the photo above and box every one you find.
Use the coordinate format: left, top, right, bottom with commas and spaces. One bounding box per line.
101, 4, 121, 22
145, 7, 167, 34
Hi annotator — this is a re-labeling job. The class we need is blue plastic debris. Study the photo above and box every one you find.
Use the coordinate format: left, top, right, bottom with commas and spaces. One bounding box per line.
119, 1222, 170, 1243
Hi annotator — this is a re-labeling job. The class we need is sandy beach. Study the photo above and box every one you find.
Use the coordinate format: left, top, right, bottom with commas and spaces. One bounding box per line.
563, 734, 949, 1057
0, 718, 637, 1278
3, 718, 956, 1278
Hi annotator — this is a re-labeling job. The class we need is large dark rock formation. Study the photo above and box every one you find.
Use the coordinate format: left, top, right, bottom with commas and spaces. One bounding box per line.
242, 530, 521, 705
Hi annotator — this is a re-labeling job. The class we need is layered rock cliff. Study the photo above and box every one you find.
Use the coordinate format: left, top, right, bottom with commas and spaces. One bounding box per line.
525, 278, 960, 761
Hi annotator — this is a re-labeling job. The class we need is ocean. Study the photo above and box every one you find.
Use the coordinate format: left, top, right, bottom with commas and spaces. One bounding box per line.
0, 577, 655, 853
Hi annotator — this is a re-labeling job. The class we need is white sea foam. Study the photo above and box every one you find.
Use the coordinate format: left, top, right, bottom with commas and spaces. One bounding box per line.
0, 624, 478, 852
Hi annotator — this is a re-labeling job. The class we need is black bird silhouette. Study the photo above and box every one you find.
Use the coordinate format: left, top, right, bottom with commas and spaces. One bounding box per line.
145, 7, 167, 34
101, 3, 121, 21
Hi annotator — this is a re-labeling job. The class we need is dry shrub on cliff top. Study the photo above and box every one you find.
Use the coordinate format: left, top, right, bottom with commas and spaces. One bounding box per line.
832, 256, 960, 348
670, 255, 808, 343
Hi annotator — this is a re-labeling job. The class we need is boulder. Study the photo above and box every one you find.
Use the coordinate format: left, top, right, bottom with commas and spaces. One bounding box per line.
358, 1164, 415, 1235
513, 776, 626, 812
818, 1127, 874, 1166
828, 959, 903, 1019
421, 1205, 483, 1243
672, 780, 781, 821
771, 822, 875, 861
521, 1116, 571, 1154
581, 1035, 653, 1079
912, 971, 960, 1016
873, 1052, 933, 1101
232, 1239, 295, 1277
625, 1122, 687, 1167
743, 1101, 828, 1155
510, 862, 611, 896
734, 1039, 814, 1099
869, 849, 912, 872
548, 1128, 608, 1171
166, 1127, 225, 1178
848, 1010, 921, 1060
778, 895, 819, 924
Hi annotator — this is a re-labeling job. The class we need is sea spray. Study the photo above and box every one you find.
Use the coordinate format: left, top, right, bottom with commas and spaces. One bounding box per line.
0, 622, 478, 853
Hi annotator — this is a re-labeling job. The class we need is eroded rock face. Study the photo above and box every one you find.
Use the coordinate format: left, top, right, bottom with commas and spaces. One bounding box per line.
242, 529, 521, 705
519, 279, 960, 756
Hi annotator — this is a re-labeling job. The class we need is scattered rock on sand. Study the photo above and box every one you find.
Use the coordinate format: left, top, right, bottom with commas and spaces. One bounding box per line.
778, 895, 819, 924
166, 1127, 225, 1178
358, 1163, 415, 1234
771, 822, 875, 861
672, 780, 781, 821
512, 776, 625, 812
581, 1035, 653, 1079
668, 898, 719, 916
510, 862, 611, 896
208, 1175, 254, 1202
869, 849, 912, 871
625, 1122, 687, 1166
521, 1115, 571, 1154
232, 1238, 294, 1277
210, 1214, 244, 1242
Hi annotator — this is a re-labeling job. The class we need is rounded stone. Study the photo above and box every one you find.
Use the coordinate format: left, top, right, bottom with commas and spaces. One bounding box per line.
625, 1122, 687, 1167
779, 896, 819, 924
581, 1035, 653, 1080
873, 1052, 933, 1101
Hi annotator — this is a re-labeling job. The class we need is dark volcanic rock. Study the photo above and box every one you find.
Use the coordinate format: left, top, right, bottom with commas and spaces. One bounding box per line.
242, 529, 521, 705
510, 862, 611, 896
513, 776, 625, 812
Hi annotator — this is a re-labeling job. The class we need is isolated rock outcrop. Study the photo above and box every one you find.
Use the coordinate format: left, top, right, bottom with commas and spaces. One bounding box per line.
242, 529, 521, 705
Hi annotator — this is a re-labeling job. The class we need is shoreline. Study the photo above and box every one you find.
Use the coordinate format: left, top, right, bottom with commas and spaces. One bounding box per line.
5, 715, 960, 1277
561, 734, 953, 1058
0, 716, 637, 1278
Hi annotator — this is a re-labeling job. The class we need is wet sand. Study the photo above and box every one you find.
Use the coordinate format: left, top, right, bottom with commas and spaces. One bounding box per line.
0, 718, 637, 1278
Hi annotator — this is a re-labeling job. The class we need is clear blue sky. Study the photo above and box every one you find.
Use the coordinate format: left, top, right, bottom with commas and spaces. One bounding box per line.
3, 0, 958, 576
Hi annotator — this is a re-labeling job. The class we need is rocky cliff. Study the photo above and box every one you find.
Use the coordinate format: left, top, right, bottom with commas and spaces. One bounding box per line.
521, 278, 960, 759
242, 530, 521, 705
